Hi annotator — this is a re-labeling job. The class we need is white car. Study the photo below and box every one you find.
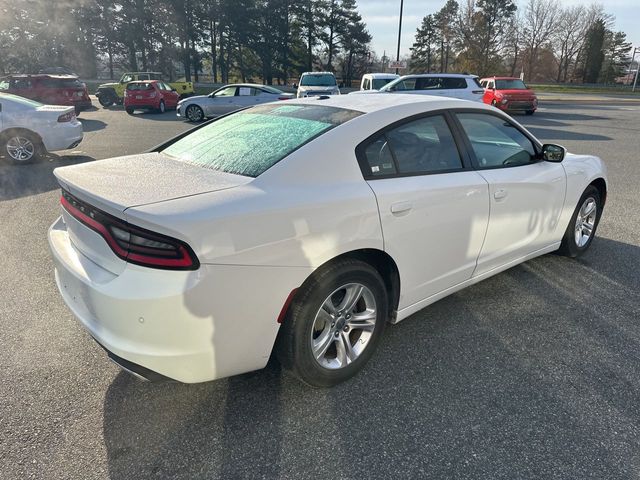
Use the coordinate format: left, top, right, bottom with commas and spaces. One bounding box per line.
177, 83, 294, 122
0, 93, 83, 163
48, 94, 607, 387
296, 72, 340, 98
353, 73, 485, 102
359, 73, 399, 91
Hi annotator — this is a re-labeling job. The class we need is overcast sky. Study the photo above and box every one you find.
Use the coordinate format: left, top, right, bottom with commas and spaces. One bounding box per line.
359, 0, 640, 59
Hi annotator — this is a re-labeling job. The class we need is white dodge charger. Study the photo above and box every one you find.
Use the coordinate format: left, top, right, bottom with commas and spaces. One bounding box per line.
48, 94, 607, 387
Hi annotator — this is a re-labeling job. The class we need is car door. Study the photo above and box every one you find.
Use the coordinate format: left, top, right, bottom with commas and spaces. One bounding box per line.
206, 86, 238, 116
357, 113, 490, 309
483, 80, 495, 104
159, 82, 179, 107
439, 77, 469, 100
453, 111, 566, 276
235, 86, 258, 108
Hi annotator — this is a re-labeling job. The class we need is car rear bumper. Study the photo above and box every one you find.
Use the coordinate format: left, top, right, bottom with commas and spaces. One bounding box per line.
498, 100, 537, 111
42, 121, 83, 152
48, 216, 310, 383
125, 100, 159, 110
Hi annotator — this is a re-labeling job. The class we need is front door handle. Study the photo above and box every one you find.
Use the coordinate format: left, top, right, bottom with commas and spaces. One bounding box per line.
494, 189, 508, 201
391, 201, 413, 215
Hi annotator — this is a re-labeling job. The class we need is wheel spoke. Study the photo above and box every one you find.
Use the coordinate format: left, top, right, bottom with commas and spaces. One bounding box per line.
337, 284, 363, 313
322, 297, 337, 316
335, 331, 355, 366
348, 310, 376, 332
312, 329, 334, 361
583, 202, 596, 217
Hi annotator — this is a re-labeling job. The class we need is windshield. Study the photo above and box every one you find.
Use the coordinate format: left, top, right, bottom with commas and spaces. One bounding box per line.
162, 104, 361, 177
300, 74, 337, 87
0, 93, 43, 108
372, 78, 395, 90
495, 79, 528, 90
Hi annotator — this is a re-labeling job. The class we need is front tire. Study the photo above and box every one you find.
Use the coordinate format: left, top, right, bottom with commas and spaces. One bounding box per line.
558, 185, 602, 258
276, 259, 388, 387
157, 100, 166, 114
98, 92, 115, 108
185, 104, 204, 122
125, 106, 134, 115
526, 109, 535, 115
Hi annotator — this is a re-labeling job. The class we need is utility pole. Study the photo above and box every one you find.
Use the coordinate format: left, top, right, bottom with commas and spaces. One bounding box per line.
395, 0, 404, 75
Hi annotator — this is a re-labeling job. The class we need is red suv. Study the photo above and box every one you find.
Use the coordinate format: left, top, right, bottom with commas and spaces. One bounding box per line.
480, 77, 538, 115
124, 80, 180, 114
0, 74, 92, 114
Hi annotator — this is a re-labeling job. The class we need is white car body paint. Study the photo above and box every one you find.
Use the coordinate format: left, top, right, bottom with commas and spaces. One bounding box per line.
49, 94, 607, 383
0, 93, 83, 152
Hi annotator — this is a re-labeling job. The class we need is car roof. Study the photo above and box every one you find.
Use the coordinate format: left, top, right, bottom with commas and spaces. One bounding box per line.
3, 74, 78, 79
364, 73, 399, 79
300, 71, 335, 76
128, 80, 160, 84
222, 83, 276, 89
402, 73, 476, 78
285, 92, 487, 114
481, 76, 520, 80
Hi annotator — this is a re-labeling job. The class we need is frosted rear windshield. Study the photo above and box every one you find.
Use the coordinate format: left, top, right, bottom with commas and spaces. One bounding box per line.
162, 104, 361, 177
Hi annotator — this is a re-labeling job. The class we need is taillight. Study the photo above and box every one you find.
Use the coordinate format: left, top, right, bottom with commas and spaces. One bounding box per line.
60, 190, 199, 270
57, 111, 76, 122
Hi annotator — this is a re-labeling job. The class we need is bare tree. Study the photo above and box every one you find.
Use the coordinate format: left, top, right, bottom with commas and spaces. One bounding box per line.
521, 0, 559, 81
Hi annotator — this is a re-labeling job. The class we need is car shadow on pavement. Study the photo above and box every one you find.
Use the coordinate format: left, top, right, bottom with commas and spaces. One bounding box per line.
102, 236, 640, 479
524, 126, 612, 142
0, 153, 94, 201
126, 110, 183, 122
79, 118, 107, 132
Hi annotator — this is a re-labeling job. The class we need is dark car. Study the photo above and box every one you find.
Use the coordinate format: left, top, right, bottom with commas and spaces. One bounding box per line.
0, 74, 92, 114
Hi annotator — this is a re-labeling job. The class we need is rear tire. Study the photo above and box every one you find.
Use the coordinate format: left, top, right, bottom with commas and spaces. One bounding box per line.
157, 100, 166, 114
276, 259, 388, 387
1, 130, 42, 164
125, 107, 134, 115
526, 110, 535, 115
98, 92, 115, 108
557, 185, 602, 258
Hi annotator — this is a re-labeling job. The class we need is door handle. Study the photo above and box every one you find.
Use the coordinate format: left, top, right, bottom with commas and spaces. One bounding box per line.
390, 201, 413, 215
494, 189, 508, 200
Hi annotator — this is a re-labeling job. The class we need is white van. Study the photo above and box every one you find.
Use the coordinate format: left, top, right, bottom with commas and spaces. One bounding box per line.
360, 73, 399, 91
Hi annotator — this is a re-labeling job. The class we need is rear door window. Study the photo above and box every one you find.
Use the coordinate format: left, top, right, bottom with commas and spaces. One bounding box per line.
361, 115, 463, 177
442, 77, 467, 89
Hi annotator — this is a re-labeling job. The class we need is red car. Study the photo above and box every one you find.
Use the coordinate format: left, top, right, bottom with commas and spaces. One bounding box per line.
479, 77, 538, 115
124, 80, 180, 114
0, 74, 92, 114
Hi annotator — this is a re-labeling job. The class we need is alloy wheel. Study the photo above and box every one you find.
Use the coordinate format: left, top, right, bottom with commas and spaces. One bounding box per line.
6, 136, 35, 162
310, 283, 377, 370
574, 196, 597, 248
186, 105, 203, 122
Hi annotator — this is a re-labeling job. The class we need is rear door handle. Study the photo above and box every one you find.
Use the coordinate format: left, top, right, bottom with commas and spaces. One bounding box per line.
391, 201, 413, 215
494, 189, 508, 201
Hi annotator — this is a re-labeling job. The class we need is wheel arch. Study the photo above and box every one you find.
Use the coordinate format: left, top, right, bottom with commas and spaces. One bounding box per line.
289, 248, 401, 323
0, 127, 44, 146
590, 177, 607, 208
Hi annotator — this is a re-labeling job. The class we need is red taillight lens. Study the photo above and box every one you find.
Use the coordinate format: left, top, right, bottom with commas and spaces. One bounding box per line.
60, 190, 199, 270
57, 111, 76, 122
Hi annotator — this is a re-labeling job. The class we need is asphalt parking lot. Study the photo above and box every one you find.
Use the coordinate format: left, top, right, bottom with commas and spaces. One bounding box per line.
2, 99, 640, 479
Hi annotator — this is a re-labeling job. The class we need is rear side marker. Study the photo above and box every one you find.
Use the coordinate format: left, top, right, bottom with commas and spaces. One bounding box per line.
277, 289, 298, 324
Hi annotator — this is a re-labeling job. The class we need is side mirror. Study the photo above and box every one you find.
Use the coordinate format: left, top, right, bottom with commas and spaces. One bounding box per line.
541, 144, 565, 162
293, 83, 298, 89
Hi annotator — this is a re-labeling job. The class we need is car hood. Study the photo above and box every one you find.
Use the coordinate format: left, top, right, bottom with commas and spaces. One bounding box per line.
54, 152, 252, 216
499, 89, 537, 97
98, 82, 119, 89
180, 94, 209, 104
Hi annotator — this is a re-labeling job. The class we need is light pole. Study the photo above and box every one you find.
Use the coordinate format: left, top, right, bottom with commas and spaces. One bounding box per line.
395, 0, 404, 75
632, 47, 640, 93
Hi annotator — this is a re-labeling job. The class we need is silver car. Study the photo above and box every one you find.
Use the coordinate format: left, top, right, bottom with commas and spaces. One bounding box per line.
177, 83, 294, 122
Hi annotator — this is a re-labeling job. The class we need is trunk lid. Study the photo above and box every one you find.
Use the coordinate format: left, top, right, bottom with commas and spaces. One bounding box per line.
54, 152, 251, 273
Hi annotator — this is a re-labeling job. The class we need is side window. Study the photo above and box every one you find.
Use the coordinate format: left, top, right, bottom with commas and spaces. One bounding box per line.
121, 74, 133, 83
0, 79, 8, 90
362, 115, 463, 177
237, 87, 253, 96
415, 77, 441, 90
10, 78, 31, 89
214, 86, 237, 97
456, 113, 537, 168
391, 78, 416, 91
363, 78, 370, 90
442, 77, 467, 89
488, 81, 494, 89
